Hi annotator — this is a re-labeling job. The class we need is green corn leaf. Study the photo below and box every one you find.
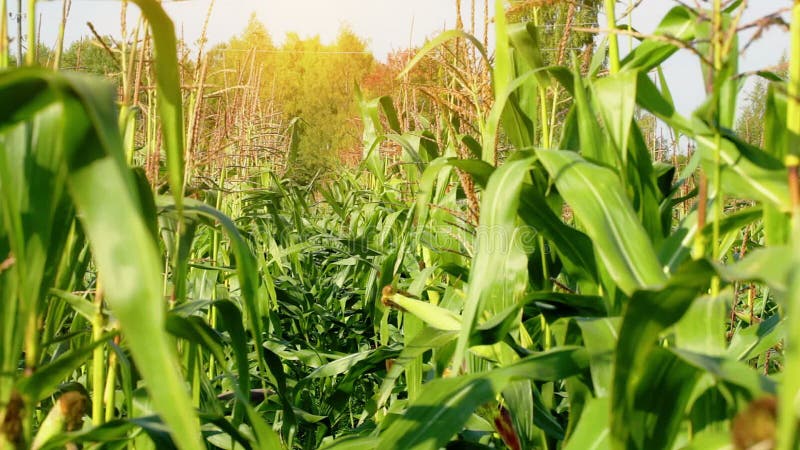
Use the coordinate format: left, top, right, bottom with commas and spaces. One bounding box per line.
518, 184, 598, 285
129, 0, 185, 206
673, 292, 729, 356
627, 123, 668, 242
537, 149, 666, 296
65, 107, 204, 450
592, 71, 637, 163
659, 206, 762, 273
130, 167, 159, 242
589, 37, 608, 77
0, 78, 78, 412
569, 56, 615, 169
398, 30, 488, 80
694, 133, 790, 212
620, 6, 696, 73
378, 347, 588, 450
575, 318, 620, 398
0, 69, 204, 450
166, 313, 285, 446
37, 419, 137, 450
611, 260, 713, 450
415, 157, 493, 229
319, 435, 380, 450
470, 303, 521, 347
523, 292, 606, 321
718, 246, 792, 298
212, 300, 251, 412
385, 133, 425, 171
507, 22, 550, 89
164, 197, 273, 360
48, 288, 96, 322
483, 69, 542, 161
17, 335, 113, 403
379, 96, 401, 133
679, 429, 732, 450
726, 315, 785, 362
450, 158, 495, 188
637, 72, 790, 212
778, 246, 800, 449
635, 71, 696, 140
307, 346, 398, 379
563, 397, 611, 450
454, 154, 536, 372
502, 381, 538, 446
376, 327, 459, 409
356, 86, 385, 182
620, 346, 703, 450
669, 348, 776, 396
763, 84, 791, 246
165, 315, 228, 369
765, 82, 788, 161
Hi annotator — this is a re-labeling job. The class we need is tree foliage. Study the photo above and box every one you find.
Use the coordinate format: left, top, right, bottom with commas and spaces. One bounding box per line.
61, 38, 119, 78
735, 78, 769, 147
207, 15, 375, 183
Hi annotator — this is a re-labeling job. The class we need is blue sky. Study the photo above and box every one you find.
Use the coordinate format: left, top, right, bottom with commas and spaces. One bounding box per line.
9, 0, 791, 115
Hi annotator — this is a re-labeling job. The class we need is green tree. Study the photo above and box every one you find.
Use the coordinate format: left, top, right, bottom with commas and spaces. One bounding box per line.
61, 37, 119, 78
277, 28, 374, 182
208, 13, 275, 75
8, 43, 54, 68
735, 78, 768, 147
734, 59, 788, 148
206, 18, 375, 183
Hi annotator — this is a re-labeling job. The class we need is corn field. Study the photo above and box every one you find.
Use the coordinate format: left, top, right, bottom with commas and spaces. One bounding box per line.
0, 0, 798, 449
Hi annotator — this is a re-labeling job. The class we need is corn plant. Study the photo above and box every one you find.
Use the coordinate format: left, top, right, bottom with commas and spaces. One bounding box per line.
1, 0, 798, 449
316, 1, 797, 449
0, 0, 281, 448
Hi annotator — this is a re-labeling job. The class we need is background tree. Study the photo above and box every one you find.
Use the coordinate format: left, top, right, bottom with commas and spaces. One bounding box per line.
8, 42, 55, 68
61, 37, 120, 78
207, 13, 276, 85
206, 18, 375, 183
735, 78, 768, 147
734, 59, 788, 148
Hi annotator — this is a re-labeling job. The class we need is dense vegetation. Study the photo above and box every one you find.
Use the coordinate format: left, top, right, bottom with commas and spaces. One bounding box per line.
0, 0, 798, 449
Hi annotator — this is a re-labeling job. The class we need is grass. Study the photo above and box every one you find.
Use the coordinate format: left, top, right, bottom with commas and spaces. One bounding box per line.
0, 0, 797, 449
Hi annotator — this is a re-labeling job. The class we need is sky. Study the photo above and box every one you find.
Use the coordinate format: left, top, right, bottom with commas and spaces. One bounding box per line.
27, 0, 473, 60
7, 0, 792, 116
622, 1, 790, 117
